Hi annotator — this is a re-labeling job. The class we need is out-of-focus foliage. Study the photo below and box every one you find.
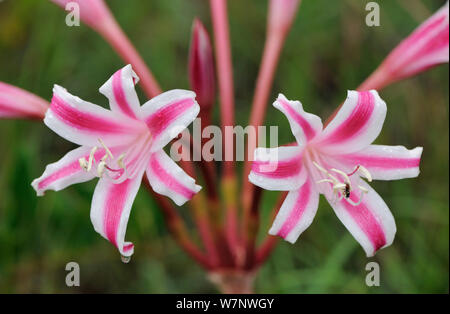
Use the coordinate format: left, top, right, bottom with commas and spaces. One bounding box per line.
0, 0, 448, 293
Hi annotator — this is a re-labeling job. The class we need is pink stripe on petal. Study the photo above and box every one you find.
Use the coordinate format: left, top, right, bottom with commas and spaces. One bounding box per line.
149, 154, 196, 199
37, 150, 105, 190
344, 155, 420, 169
252, 156, 302, 178
341, 195, 386, 252
323, 91, 374, 145
112, 69, 137, 118
277, 180, 311, 238
279, 98, 317, 140
104, 179, 131, 248
145, 98, 195, 137
38, 161, 80, 190
51, 96, 130, 133
123, 243, 134, 252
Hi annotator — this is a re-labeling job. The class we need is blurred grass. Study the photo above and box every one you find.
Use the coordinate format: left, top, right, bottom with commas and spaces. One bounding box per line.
0, 0, 448, 293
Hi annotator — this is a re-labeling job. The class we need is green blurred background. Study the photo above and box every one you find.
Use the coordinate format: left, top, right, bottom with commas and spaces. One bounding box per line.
0, 0, 448, 293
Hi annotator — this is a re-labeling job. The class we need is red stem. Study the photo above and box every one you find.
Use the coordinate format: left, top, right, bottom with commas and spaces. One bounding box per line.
179, 157, 220, 268
143, 178, 212, 270
209, 0, 236, 177
242, 32, 285, 214
209, 0, 240, 263
253, 191, 287, 268
100, 18, 162, 98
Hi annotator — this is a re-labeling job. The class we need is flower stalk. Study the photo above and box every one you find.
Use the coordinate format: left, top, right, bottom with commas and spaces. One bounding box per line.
209, 0, 241, 264
242, 0, 301, 264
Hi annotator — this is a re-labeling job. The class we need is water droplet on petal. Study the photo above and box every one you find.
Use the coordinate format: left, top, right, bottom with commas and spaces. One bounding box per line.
121, 254, 131, 264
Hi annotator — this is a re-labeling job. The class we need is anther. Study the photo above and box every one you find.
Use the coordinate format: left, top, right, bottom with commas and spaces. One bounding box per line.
79, 146, 98, 172
357, 165, 372, 182
117, 153, 126, 169
79, 158, 88, 170
97, 160, 106, 177
314, 162, 372, 206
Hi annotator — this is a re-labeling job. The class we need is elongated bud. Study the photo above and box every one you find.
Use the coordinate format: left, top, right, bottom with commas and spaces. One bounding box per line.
189, 19, 216, 111
268, 0, 301, 36
360, 1, 449, 90
0, 82, 48, 119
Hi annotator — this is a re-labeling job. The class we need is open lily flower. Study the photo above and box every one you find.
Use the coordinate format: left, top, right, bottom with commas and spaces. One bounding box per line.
32, 64, 201, 258
249, 91, 422, 256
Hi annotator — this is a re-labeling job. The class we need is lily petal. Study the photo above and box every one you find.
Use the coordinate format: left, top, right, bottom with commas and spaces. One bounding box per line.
336, 145, 423, 181
249, 145, 307, 191
273, 94, 323, 145
146, 150, 202, 206
45, 85, 145, 147
328, 178, 396, 257
0, 82, 48, 119
99, 64, 141, 119
90, 168, 145, 257
31, 146, 102, 196
316, 90, 386, 154
269, 178, 319, 243
140, 90, 200, 152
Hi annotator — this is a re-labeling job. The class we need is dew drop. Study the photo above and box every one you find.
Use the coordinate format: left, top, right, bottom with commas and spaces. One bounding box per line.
121, 254, 131, 264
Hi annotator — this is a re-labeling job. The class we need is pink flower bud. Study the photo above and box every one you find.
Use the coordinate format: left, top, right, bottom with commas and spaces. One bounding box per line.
268, 0, 301, 36
189, 19, 216, 111
0, 82, 48, 119
360, 1, 449, 90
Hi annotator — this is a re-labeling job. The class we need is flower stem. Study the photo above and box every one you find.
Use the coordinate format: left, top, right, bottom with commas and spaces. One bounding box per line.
243, 187, 262, 269
210, 0, 240, 264
209, 0, 236, 176
178, 151, 220, 267
100, 18, 162, 98
253, 191, 287, 268
208, 271, 255, 294
240, 28, 292, 266
143, 178, 212, 270
242, 33, 285, 212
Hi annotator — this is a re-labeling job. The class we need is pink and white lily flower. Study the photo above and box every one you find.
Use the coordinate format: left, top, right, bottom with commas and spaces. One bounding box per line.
32, 64, 202, 258
249, 91, 423, 256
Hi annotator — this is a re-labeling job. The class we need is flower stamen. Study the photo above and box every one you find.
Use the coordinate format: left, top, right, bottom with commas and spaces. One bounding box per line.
79, 146, 98, 171
314, 162, 373, 206
98, 138, 114, 159
78, 139, 129, 181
